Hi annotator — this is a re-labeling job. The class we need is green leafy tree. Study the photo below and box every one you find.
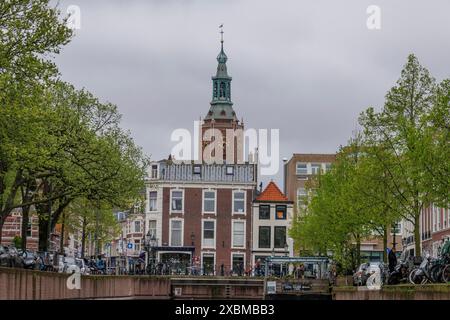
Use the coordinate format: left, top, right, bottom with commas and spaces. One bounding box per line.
0, 0, 72, 82
0, 0, 71, 243
360, 54, 438, 256
420, 79, 450, 207
62, 198, 121, 258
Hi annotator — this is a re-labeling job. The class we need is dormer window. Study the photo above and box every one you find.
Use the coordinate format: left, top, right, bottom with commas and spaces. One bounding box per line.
151, 164, 158, 179
193, 164, 201, 175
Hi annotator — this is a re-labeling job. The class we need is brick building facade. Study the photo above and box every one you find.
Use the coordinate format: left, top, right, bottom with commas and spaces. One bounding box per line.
0, 210, 39, 250
146, 161, 257, 275
401, 204, 450, 257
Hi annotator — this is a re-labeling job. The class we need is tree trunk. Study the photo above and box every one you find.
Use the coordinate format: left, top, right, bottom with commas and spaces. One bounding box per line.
383, 225, 388, 263
21, 205, 30, 251
36, 180, 51, 252
0, 217, 4, 244
355, 233, 361, 266
59, 211, 65, 254
414, 213, 421, 257
38, 213, 51, 252
81, 216, 87, 258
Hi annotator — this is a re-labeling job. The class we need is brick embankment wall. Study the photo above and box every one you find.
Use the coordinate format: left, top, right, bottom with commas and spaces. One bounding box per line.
0, 267, 171, 300
171, 277, 265, 300
332, 284, 450, 300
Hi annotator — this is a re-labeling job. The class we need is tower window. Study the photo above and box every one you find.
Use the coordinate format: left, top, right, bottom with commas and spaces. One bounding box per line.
220, 82, 226, 98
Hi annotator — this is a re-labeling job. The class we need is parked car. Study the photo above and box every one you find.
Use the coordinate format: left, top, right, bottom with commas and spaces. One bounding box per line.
353, 262, 381, 286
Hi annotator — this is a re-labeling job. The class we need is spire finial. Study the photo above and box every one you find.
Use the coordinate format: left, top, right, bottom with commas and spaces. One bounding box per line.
219, 24, 224, 47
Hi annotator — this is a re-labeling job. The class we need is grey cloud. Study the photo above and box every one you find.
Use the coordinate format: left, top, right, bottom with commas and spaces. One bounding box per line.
54, 0, 450, 185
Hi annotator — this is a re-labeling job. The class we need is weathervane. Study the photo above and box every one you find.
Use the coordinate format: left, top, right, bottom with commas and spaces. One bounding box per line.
219, 24, 224, 43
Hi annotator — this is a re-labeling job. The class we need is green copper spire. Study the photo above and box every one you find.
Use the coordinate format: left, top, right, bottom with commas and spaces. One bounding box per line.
217, 27, 227, 64
205, 24, 237, 120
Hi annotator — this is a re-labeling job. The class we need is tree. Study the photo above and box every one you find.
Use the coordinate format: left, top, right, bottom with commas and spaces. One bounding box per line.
0, 0, 72, 243
290, 134, 402, 270
359, 54, 438, 256
290, 139, 370, 272
29, 82, 147, 251
62, 198, 121, 258
0, 0, 72, 82
420, 79, 450, 207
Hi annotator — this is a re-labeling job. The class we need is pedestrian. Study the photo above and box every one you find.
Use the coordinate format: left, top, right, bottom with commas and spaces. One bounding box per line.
298, 263, 305, 279
388, 248, 397, 273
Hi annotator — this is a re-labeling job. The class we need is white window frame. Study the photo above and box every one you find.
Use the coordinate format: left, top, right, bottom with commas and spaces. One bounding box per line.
149, 191, 158, 211
258, 204, 271, 220
296, 162, 307, 175
148, 220, 157, 238
230, 252, 246, 273
202, 189, 217, 214
274, 225, 287, 249
134, 240, 141, 252
134, 220, 141, 233
258, 226, 272, 249
231, 219, 246, 249
201, 218, 216, 249
170, 189, 184, 214
169, 218, 184, 247
232, 190, 246, 214
297, 188, 307, 208
311, 163, 321, 175
150, 164, 158, 179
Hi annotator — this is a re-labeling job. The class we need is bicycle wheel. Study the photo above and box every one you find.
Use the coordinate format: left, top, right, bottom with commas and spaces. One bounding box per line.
409, 268, 423, 284
430, 264, 442, 283
442, 264, 450, 283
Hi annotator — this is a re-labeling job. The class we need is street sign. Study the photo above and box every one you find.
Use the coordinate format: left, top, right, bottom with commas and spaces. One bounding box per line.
127, 243, 133, 249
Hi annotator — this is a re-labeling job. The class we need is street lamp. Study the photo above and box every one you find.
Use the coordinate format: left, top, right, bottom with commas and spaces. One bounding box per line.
142, 231, 157, 274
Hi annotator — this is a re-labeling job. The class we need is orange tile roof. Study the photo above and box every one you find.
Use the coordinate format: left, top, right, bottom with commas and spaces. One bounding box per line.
256, 181, 289, 202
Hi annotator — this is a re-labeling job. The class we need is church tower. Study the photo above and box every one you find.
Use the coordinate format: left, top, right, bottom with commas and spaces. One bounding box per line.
201, 26, 244, 164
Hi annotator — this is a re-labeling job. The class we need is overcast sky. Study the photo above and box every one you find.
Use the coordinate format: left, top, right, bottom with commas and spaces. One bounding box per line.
54, 0, 450, 185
